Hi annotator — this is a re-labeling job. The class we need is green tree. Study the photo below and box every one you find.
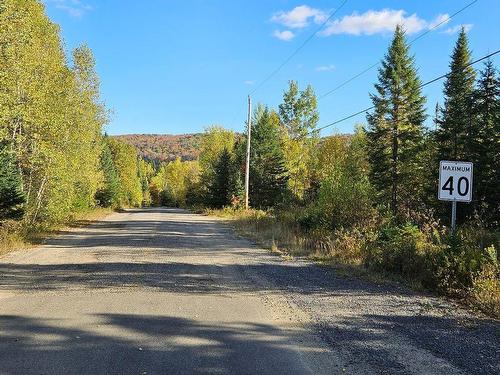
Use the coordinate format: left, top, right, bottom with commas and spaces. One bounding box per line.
317, 129, 374, 229
366, 25, 427, 217
249, 106, 288, 208
69, 44, 107, 210
278, 81, 319, 200
0, 143, 25, 220
151, 158, 200, 207
95, 138, 121, 208
108, 138, 143, 207
199, 126, 236, 204
435, 28, 476, 161
138, 159, 155, 206
208, 148, 233, 208
199, 126, 235, 175
471, 60, 500, 225
278, 81, 319, 139
0, 1, 107, 223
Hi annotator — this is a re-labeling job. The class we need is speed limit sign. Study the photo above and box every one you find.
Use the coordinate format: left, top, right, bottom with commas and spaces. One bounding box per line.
438, 161, 473, 202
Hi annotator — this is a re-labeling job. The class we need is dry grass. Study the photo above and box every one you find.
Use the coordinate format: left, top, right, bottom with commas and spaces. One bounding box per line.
66, 207, 113, 227
0, 221, 28, 257
205, 207, 365, 263
0, 207, 114, 257
471, 266, 500, 319
205, 207, 500, 319
206, 209, 407, 292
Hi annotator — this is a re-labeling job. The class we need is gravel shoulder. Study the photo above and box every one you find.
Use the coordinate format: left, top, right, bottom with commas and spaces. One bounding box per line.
0, 208, 498, 375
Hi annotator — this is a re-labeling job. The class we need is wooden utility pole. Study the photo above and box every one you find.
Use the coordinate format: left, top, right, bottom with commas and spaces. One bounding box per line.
244, 95, 252, 210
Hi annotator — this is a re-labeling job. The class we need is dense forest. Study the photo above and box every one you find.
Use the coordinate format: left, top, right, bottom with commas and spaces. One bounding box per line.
0, 3, 498, 315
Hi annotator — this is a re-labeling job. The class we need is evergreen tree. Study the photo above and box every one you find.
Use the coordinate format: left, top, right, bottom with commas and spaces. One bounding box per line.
471, 60, 500, 225
436, 28, 476, 161
366, 25, 427, 217
249, 107, 289, 208
0, 143, 25, 220
208, 148, 233, 208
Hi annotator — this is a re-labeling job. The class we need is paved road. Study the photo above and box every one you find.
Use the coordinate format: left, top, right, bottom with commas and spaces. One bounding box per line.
0, 208, 498, 375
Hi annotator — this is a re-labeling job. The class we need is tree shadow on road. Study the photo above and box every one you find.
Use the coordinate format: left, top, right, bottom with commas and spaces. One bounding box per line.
0, 313, 331, 375
0, 260, 413, 297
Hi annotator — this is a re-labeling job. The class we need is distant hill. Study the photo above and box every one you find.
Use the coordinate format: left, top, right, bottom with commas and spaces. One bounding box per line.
113, 134, 202, 164
113, 132, 354, 166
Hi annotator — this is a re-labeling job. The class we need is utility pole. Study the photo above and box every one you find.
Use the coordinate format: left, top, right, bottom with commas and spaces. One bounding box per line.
244, 95, 252, 210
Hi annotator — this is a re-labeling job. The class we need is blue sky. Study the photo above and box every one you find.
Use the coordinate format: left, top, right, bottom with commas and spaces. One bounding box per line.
43, 0, 499, 136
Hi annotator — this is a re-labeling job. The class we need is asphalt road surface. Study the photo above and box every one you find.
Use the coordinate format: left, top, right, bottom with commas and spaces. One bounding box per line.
0, 208, 498, 375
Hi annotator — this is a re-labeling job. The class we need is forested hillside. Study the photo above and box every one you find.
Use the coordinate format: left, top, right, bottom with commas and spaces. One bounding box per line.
114, 134, 203, 164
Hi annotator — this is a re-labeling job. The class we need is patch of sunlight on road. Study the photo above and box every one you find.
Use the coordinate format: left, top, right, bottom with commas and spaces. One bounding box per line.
171, 335, 221, 347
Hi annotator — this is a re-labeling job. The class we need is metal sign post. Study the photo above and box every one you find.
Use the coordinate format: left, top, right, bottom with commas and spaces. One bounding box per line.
438, 161, 473, 235
451, 201, 457, 234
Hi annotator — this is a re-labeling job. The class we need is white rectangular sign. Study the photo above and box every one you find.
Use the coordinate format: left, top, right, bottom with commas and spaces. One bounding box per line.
438, 161, 473, 202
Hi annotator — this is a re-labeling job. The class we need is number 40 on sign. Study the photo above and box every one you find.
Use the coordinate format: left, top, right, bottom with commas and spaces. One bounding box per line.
438, 161, 473, 202
438, 160, 473, 233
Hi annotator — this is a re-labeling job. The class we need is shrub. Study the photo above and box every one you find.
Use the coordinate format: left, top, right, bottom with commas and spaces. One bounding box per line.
314, 129, 376, 230
471, 260, 499, 318
364, 223, 441, 283
433, 228, 499, 296
314, 227, 369, 264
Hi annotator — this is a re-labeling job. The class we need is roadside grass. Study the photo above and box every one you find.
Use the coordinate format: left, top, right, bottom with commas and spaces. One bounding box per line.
204, 207, 500, 319
0, 207, 113, 257
204, 207, 399, 285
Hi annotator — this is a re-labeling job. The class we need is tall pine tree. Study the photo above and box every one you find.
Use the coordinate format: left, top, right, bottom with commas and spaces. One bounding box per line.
208, 147, 233, 208
436, 28, 476, 161
471, 60, 500, 225
249, 106, 289, 208
366, 25, 427, 217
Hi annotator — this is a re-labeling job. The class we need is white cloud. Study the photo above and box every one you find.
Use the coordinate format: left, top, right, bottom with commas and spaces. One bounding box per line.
273, 30, 295, 42
271, 5, 327, 29
44, 0, 92, 17
243, 80, 255, 85
444, 24, 473, 35
428, 14, 450, 29
316, 64, 336, 72
321, 9, 452, 36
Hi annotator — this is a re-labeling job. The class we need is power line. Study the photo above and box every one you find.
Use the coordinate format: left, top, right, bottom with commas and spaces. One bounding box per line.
249, 0, 349, 96
310, 48, 500, 136
318, 0, 479, 101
